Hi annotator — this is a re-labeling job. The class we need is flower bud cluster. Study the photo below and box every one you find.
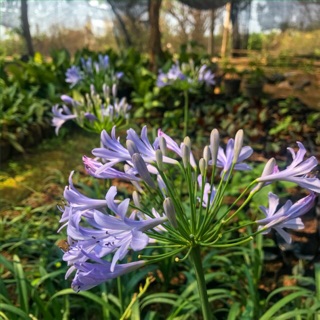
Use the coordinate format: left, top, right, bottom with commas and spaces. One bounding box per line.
52, 84, 131, 135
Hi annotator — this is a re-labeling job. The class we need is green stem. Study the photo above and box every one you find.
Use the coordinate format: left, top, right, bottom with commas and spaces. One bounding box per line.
117, 277, 123, 314
189, 246, 212, 320
183, 89, 189, 137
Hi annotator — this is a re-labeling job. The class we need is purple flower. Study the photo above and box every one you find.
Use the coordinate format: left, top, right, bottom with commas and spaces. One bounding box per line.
167, 63, 186, 81
65, 66, 83, 87
81, 57, 93, 74
63, 171, 108, 210
84, 112, 97, 121
116, 71, 124, 79
85, 127, 178, 180
60, 184, 167, 274
156, 129, 196, 168
98, 54, 109, 71
197, 175, 216, 207
198, 65, 215, 86
156, 71, 169, 87
214, 137, 253, 178
69, 253, 145, 292
156, 63, 186, 87
83, 156, 140, 181
51, 105, 77, 135
257, 142, 320, 192
256, 192, 316, 243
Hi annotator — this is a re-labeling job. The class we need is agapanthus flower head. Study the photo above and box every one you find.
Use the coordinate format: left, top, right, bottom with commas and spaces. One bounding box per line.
65, 66, 83, 87
66, 55, 124, 92
59, 126, 320, 294
156, 62, 188, 88
156, 61, 216, 91
51, 84, 131, 135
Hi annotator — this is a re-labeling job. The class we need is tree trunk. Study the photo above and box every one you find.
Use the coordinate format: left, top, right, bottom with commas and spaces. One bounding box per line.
221, 2, 231, 58
149, 0, 163, 72
231, 1, 241, 56
107, 0, 132, 47
21, 0, 34, 57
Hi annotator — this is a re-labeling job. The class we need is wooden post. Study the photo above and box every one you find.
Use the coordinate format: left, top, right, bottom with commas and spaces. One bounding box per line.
221, 2, 231, 58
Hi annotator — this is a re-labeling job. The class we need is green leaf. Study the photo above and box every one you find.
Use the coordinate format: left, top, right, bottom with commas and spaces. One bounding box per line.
261, 291, 311, 320
13, 255, 29, 314
49, 288, 120, 318
0, 304, 31, 319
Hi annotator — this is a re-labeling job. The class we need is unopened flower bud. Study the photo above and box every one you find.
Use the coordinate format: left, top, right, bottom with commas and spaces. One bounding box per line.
103, 84, 110, 99
252, 158, 276, 193
155, 149, 163, 170
182, 144, 190, 168
210, 129, 219, 167
90, 84, 96, 96
203, 146, 210, 164
159, 136, 167, 156
163, 197, 177, 228
233, 129, 243, 164
157, 175, 167, 196
132, 153, 156, 189
112, 83, 117, 98
183, 136, 191, 150
126, 140, 139, 157
132, 191, 141, 208
199, 158, 207, 176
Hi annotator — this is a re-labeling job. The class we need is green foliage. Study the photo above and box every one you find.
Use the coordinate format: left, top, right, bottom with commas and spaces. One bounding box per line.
247, 33, 264, 51
0, 81, 50, 152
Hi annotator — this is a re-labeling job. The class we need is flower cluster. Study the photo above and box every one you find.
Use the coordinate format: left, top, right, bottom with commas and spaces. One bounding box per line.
52, 84, 131, 134
65, 54, 124, 90
59, 126, 320, 291
156, 61, 215, 88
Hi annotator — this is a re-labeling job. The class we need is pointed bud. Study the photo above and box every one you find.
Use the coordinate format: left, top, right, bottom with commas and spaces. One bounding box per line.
252, 158, 276, 193
155, 149, 164, 170
126, 139, 139, 157
132, 153, 156, 189
183, 136, 191, 150
157, 175, 167, 196
199, 158, 207, 176
112, 83, 117, 98
90, 84, 96, 96
132, 191, 141, 208
210, 129, 219, 167
233, 129, 244, 164
163, 197, 177, 228
203, 146, 210, 164
103, 84, 110, 99
159, 136, 167, 156
182, 144, 190, 168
